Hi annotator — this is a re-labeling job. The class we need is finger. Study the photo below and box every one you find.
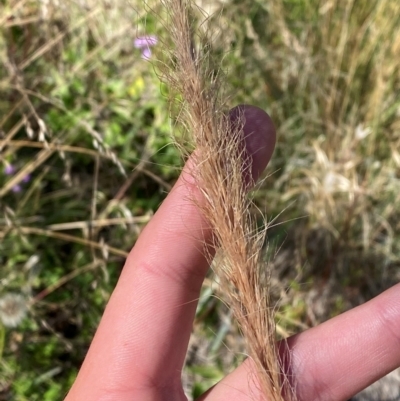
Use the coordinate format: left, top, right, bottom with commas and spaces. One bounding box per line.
66, 105, 276, 400
198, 282, 400, 401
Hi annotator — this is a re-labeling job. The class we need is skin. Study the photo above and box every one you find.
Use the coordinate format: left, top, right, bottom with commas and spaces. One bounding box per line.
65, 106, 400, 401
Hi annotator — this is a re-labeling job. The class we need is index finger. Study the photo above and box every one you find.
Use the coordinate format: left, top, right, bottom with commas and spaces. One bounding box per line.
66, 105, 276, 400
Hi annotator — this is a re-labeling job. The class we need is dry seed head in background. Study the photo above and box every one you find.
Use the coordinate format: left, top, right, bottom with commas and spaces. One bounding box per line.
0, 293, 28, 328
158, 1, 295, 400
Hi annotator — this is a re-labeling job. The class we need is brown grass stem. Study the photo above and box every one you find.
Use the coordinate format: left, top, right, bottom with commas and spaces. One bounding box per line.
160, 1, 293, 399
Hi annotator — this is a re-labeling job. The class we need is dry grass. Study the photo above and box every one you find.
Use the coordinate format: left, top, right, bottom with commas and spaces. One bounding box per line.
159, 0, 294, 399
203, 0, 400, 308
174, 0, 400, 398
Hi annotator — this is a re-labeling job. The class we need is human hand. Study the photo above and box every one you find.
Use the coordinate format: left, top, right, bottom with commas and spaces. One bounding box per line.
65, 106, 400, 401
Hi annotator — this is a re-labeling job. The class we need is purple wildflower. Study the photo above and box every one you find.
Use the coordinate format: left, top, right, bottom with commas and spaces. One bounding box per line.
3, 164, 31, 193
22, 174, 31, 183
4, 165, 15, 175
134, 35, 158, 48
134, 35, 158, 60
141, 47, 152, 60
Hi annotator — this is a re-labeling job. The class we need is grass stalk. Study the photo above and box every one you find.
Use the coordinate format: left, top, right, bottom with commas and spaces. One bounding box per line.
161, 1, 293, 399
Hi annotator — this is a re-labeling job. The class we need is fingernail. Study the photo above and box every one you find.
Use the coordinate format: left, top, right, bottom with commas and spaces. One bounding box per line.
229, 104, 276, 184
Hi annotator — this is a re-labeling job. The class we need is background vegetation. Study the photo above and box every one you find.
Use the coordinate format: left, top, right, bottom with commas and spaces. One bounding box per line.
0, 0, 399, 399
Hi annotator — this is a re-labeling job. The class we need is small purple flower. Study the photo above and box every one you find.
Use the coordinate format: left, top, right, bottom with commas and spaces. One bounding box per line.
3, 164, 31, 193
134, 35, 158, 60
22, 174, 31, 183
141, 47, 152, 60
134, 35, 158, 48
4, 165, 15, 175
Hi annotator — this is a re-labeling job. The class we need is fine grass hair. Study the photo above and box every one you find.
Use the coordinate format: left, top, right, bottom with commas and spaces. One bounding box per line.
158, 1, 294, 399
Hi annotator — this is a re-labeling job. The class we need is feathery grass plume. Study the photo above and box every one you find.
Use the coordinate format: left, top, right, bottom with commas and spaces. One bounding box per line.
0, 293, 27, 328
159, 1, 294, 399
